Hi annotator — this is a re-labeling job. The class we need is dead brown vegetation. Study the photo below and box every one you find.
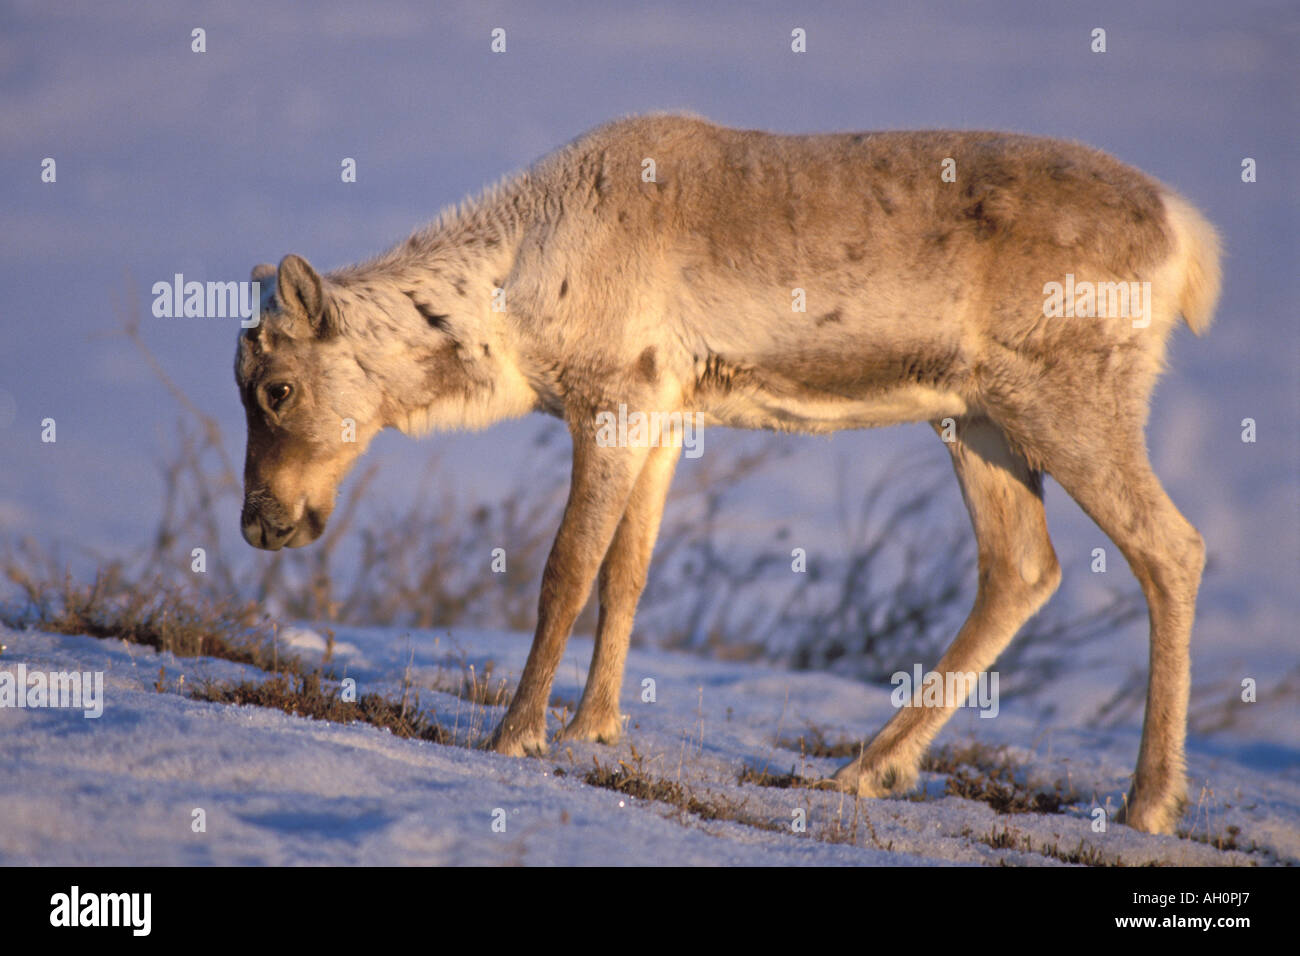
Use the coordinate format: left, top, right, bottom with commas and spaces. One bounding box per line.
190, 671, 447, 743
0, 551, 290, 673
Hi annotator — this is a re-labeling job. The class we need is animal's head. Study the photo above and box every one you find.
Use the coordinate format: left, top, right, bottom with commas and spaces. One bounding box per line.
235, 254, 384, 550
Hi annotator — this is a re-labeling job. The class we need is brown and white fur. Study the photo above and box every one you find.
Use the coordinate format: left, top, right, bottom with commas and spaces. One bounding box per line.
235, 114, 1221, 834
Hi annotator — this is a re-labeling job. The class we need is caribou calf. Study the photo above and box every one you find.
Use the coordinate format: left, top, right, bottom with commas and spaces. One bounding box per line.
235, 114, 1221, 834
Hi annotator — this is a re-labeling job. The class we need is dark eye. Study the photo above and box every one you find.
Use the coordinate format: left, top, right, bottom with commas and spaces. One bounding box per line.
266, 383, 292, 410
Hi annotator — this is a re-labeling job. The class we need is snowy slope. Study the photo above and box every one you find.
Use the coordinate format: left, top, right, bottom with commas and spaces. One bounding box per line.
1, 622, 1295, 866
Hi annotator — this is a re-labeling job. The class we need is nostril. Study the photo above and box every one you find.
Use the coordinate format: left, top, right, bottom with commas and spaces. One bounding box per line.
264, 522, 294, 548
303, 507, 326, 538
241, 512, 295, 550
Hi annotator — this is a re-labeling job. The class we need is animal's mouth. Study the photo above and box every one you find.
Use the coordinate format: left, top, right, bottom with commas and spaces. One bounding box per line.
241, 501, 327, 550
242, 514, 292, 550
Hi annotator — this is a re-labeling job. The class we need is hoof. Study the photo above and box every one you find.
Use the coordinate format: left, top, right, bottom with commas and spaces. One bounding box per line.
1116, 787, 1184, 835
825, 756, 918, 798
487, 719, 549, 757
559, 710, 624, 745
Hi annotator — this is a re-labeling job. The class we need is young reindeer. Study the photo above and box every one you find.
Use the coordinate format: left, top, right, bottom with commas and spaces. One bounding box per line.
235, 114, 1220, 834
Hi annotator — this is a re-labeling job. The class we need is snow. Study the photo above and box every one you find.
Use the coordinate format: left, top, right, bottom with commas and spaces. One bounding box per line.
2, 622, 1295, 866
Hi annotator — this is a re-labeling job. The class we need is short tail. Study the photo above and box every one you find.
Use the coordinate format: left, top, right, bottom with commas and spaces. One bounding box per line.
1161, 191, 1223, 336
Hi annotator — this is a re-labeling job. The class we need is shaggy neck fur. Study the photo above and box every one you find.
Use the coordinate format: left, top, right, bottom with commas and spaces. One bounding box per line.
318, 175, 543, 436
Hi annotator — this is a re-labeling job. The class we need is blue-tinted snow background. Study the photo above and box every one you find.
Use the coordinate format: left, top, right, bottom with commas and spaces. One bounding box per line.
0, 0, 1297, 865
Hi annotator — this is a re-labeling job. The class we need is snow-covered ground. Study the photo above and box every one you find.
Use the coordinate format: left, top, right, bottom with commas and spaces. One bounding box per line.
1, 621, 1295, 866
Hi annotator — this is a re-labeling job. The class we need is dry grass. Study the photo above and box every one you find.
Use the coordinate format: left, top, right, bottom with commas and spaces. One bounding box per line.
776, 727, 864, 759
920, 740, 1011, 774
592, 751, 888, 852
926, 742, 1084, 815
425, 657, 514, 709
821, 793, 888, 849
1179, 824, 1260, 855
584, 746, 784, 832
736, 764, 816, 789
943, 767, 1074, 815
190, 671, 447, 743
0, 556, 292, 674
920, 741, 1081, 814
976, 825, 1135, 867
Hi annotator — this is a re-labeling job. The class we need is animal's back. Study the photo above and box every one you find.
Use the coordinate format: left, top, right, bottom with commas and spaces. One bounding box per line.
562, 114, 1176, 285
521, 115, 1218, 428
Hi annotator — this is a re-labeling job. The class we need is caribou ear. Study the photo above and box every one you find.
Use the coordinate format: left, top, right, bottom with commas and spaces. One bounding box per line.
245, 263, 278, 339
276, 254, 334, 336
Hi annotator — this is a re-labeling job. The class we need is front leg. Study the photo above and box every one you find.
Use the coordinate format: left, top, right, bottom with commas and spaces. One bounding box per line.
561, 441, 678, 744
488, 421, 651, 756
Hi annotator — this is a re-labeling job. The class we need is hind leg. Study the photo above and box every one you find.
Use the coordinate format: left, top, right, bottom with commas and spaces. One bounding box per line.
1033, 427, 1204, 833
829, 416, 1061, 796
